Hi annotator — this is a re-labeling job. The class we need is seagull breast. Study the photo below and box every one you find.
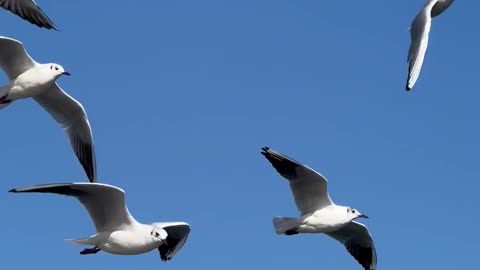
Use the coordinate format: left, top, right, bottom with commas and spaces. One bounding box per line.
8, 67, 54, 99
99, 230, 160, 255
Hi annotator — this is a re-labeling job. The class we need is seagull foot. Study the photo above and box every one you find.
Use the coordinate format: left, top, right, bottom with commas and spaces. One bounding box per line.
80, 247, 101, 255
0, 98, 11, 104
285, 229, 299, 236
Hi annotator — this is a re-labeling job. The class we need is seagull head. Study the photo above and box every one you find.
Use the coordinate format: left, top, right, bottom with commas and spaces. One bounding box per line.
45, 63, 70, 78
150, 227, 168, 243
346, 207, 368, 220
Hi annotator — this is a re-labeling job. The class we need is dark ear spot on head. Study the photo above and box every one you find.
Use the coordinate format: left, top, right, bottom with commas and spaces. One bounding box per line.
50, 65, 53, 70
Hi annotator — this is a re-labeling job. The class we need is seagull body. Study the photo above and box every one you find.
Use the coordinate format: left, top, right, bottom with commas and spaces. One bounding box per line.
261, 147, 376, 270
0, 0, 57, 30
0, 62, 62, 100
69, 225, 165, 256
406, 0, 454, 90
0, 36, 97, 182
273, 205, 362, 235
10, 183, 191, 261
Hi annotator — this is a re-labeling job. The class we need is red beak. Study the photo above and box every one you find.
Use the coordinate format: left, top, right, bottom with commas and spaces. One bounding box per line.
62, 71, 71, 76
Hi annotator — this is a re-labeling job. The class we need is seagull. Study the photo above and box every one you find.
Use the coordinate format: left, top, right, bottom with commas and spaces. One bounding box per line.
0, 0, 58, 30
9, 182, 191, 261
0, 36, 97, 182
406, 0, 455, 91
261, 147, 377, 270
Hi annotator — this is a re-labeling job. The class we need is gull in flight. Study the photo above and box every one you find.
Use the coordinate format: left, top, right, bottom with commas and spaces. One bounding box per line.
0, 36, 97, 182
10, 182, 191, 261
406, 0, 455, 91
0, 0, 57, 30
261, 147, 377, 270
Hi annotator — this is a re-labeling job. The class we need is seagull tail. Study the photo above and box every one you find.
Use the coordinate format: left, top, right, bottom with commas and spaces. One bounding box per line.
64, 236, 96, 246
272, 217, 299, 235
0, 89, 12, 110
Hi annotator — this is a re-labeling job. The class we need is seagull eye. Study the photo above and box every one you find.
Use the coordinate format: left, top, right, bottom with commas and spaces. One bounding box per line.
352, 210, 356, 214
55, 66, 59, 71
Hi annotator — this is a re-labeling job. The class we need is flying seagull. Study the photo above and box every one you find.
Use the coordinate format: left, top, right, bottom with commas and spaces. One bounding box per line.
261, 147, 377, 270
10, 182, 191, 261
0, 36, 97, 182
406, 0, 455, 90
0, 0, 58, 30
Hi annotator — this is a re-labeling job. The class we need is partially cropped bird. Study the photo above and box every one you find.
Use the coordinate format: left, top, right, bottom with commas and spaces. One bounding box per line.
0, 0, 58, 30
406, 0, 455, 90
0, 36, 97, 182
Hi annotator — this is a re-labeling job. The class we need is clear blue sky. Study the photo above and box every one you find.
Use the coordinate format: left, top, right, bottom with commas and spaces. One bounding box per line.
1, 1, 478, 269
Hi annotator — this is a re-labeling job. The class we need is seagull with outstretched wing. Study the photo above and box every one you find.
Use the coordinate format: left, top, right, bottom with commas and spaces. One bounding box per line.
10, 182, 191, 261
406, 0, 455, 90
261, 147, 377, 270
0, 36, 97, 182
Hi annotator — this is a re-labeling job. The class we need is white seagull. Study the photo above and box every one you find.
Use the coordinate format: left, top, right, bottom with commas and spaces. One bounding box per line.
261, 147, 377, 270
406, 0, 455, 91
0, 36, 97, 182
10, 182, 191, 261
0, 0, 57, 30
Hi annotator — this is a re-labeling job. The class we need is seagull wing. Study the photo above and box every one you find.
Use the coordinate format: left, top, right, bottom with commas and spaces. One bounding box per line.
406, 4, 433, 91
33, 85, 97, 183
431, 0, 454, 18
0, 36, 36, 80
153, 222, 191, 261
326, 221, 377, 270
0, 0, 57, 30
261, 147, 333, 215
10, 183, 139, 232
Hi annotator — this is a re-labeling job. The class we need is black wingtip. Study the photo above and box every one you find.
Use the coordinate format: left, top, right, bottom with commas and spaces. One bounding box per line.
88, 169, 97, 183
43, 24, 59, 31
8, 188, 17, 193
405, 80, 412, 91
260, 146, 270, 155
40, 21, 59, 31
75, 141, 97, 183
34, 5, 59, 31
50, 22, 60, 31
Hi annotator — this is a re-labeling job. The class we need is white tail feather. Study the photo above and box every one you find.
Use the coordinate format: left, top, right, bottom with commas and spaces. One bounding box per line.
64, 236, 96, 246
272, 217, 298, 235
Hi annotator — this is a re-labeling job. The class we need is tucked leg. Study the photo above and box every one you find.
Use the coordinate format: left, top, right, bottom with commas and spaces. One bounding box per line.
0, 99, 11, 104
80, 247, 101, 255
0, 94, 8, 102
285, 229, 299, 235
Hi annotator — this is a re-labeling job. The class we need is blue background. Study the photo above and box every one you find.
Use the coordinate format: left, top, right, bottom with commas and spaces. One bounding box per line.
1, 1, 477, 269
